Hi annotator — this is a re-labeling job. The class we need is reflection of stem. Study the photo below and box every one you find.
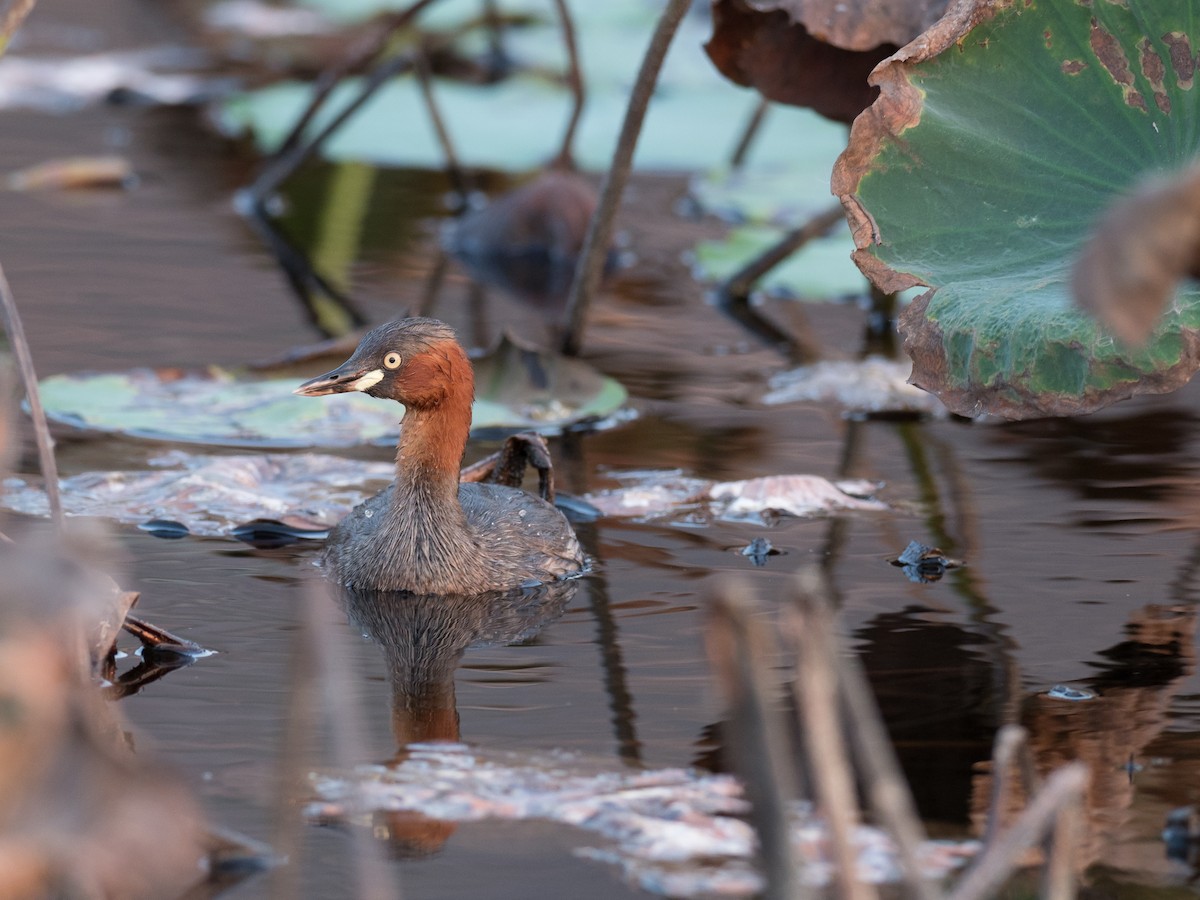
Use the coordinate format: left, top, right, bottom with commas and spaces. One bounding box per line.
242, 206, 367, 337
312, 162, 375, 299
303, 585, 398, 899
585, 562, 643, 767
555, 430, 642, 765
551, 0, 584, 169
560, 0, 692, 355
818, 418, 865, 575
712, 202, 844, 362
0, 262, 62, 528
728, 97, 770, 170
895, 421, 1023, 724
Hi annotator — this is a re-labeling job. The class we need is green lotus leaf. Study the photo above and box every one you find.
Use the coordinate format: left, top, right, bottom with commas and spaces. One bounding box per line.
834, 0, 1200, 418
218, 6, 849, 173
38, 346, 626, 448
691, 224, 866, 299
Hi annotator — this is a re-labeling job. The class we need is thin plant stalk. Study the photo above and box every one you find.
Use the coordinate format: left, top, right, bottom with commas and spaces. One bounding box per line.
551, 0, 584, 169
413, 44, 468, 201
0, 261, 62, 528
0, 0, 36, 54
275, 0, 437, 158
707, 579, 808, 900
249, 51, 418, 205
801, 569, 939, 900
982, 725, 1027, 846
717, 201, 845, 304
787, 573, 877, 900
949, 764, 1088, 900
560, 0, 691, 355
1041, 782, 1082, 900
729, 97, 769, 170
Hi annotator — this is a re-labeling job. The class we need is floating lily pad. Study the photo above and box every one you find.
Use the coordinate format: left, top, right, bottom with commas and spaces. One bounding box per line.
690, 224, 866, 300
688, 166, 840, 227
38, 339, 626, 448
218, 6, 850, 173
834, 0, 1200, 419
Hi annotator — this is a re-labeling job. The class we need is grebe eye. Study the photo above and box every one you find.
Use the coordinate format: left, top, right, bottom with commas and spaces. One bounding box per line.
383, 352, 402, 369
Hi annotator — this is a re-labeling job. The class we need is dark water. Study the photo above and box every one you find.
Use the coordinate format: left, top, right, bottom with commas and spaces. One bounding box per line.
6, 4, 1200, 898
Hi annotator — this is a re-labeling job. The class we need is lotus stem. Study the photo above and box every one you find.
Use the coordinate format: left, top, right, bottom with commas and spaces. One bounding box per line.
0, 261, 62, 529
560, 0, 691, 355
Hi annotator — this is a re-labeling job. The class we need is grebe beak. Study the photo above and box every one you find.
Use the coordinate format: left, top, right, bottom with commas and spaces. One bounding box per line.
295, 362, 384, 397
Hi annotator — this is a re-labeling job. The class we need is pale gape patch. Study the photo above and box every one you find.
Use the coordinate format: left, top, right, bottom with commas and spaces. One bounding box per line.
350, 369, 384, 391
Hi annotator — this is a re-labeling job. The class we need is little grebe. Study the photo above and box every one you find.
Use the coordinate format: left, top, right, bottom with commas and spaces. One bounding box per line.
295, 318, 585, 594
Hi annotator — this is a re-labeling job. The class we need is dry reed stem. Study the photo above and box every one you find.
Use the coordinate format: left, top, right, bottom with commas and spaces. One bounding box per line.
791, 567, 940, 900
707, 578, 809, 900
983, 725, 1027, 847
949, 764, 1088, 900
0, 260, 62, 528
275, 0, 437, 158
551, 0, 584, 168
787, 586, 877, 900
0, 0, 36, 54
560, 0, 691, 355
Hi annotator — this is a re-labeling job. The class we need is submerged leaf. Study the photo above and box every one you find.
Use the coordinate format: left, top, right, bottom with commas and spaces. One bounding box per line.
583, 470, 886, 521
309, 743, 976, 896
1, 451, 393, 536
834, 0, 1200, 419
762, 357, 947, 415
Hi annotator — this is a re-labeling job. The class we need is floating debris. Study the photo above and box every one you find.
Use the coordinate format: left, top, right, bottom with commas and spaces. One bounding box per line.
764, 358, 948, 417
137, 518, 190, 539
585, 470, 886, 522
1, 450, 393, 536
1047, 684, 1096, 702
204, 0, 334, 37
739, 537, 778, 566
7, 155, 136, 191
0, 48, 221, 112
309, 743, 977, 897
889, 540, 963, 583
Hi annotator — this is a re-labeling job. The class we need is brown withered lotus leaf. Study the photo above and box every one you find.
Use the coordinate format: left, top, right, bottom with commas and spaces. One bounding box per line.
745, 0, 950, 51
1073, 164, 1200, 347
706, 0, 949, 124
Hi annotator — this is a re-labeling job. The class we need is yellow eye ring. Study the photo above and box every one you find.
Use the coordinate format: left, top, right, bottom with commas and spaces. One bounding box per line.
383, 351, 402, 369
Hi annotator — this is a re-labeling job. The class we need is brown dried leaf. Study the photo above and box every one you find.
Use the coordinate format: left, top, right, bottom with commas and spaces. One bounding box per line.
746, 0, 950, 51
706, 0, 897, 124
1073, 164, 1200, 346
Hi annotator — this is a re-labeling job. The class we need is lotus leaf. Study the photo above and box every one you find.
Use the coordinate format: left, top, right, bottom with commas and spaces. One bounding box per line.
38, 341, 626, 448
834, 0, 1200, 418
